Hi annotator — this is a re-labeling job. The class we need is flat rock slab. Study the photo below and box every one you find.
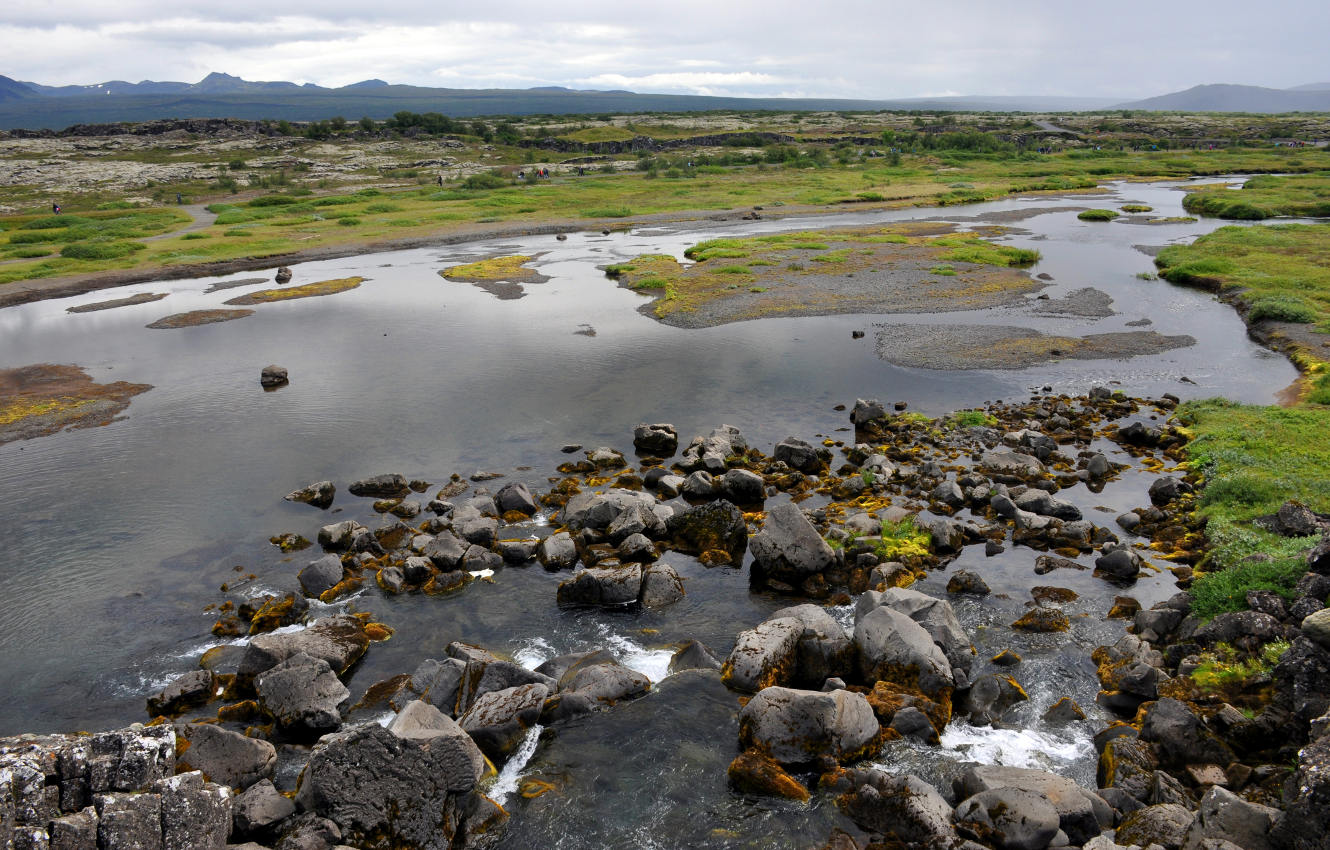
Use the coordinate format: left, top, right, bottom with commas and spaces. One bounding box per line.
146, 308, 253, 329
0, 363, 152, 445
873, 324, 1194, 370
66, 292, 168, 313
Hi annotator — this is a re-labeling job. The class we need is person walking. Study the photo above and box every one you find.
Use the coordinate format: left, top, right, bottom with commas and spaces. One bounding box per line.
52, 202, 60, 214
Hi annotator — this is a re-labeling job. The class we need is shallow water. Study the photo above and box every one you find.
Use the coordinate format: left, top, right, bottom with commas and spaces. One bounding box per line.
0, 177, 1297, 845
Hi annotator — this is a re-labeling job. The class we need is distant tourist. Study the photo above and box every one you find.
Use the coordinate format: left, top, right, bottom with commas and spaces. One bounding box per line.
437, 175, 444, 186
176, 193, 183, 205
52, 203, 60, 214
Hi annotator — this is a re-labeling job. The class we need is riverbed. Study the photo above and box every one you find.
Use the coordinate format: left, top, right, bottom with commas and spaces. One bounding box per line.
0, 177, 1297, 846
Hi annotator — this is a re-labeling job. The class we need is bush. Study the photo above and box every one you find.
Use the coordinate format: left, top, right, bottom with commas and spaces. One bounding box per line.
1078, 209, 1120, 221
60, 240, 145, 260
180, 233, 208, 241
338, 217, 360, 226
9, 247, 52, 258
461, 172, 508, 190
248, 195, 301, 207
1248, 296, 1317, 323
21, 215, 81, 230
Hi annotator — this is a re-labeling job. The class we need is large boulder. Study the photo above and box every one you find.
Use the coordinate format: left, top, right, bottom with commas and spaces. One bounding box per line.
769, 604, 853, 687
459, 684, 548, 763
536, 531, 578, 570
1180, 785, 1277, 850
666, 500, 748, 565
561, 489, 654, 531
738, 686, 878, 767
231, 779, 295, 841
836, 769, 956, 847
237, 616, 370, 683
556, 563, 643, 606
254, 652, 349, 738
854, 606, 954, 697
955, 764, 1113, 845
955, 787, 1060, 850
155, 771, 232, 850
494, 482, 538, 517
638, 562, 686, 607
1139, 698, 1235, 768
294, 718, 486, 850
1116, 803, 1195, 850
720, 468, 766, 504
284, 481, 335, 510
858, 587, 975, 682
773, 437, 827, 474
297, 554, 343, 599
454, 659, 555, 717
633, 423, 678, 456
177, 724, 275, 790
721, 617, 803, 693
750, 503, 835, 584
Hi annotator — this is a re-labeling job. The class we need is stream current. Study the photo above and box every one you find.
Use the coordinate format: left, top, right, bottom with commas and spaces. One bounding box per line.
0, 177, 1298, 846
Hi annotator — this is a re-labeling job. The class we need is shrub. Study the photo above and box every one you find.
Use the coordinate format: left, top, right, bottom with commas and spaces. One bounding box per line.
364, 203, 402, 213
8, 232, 56, 244
9, 247, 51, 258
1191, 559, 1307, 618
60, 240, 145, 260
248, 195, 301, 207
1247, 296, 1317, 323
21, 215, 81, 230
461, 172, 508, 190
1078, 209, 1120, 221
180, 233, 208, 241
716, 265, 751, 275
337, 217, 361, 226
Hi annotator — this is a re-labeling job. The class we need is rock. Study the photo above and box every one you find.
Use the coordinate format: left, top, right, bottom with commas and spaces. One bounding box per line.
255, 653, 350, 738
680, 470, 718, 500
178, 724, 275, 790
722, 617, 803, 693
751, 502, 835, 585
1194, 610, 1282, 651
348, 474, 409, 499
666, 500, 748, 565
556, 657, 650, 707
606, 502, 667, 544
536, 532, 578, 570
981, 450, 1046, 477
232, 779, 295, 840
1140, 698, 1235, 769
726, 750, 809, 801
854, 605, 953, 697
494, 482, 538, 516
639, 562, 685, 607
1117, 512, 1142, 533
274, 812, 340, 850
1180, 785, 1277, 850
294, 722, 485, 850
456, 515, 497, 547
1272, 636, 1330, 726
931, 480, 965, 509
298, 554, 344, 599
416, 661, 465, 718
1012, 607, 1070, 632
860, 587, 975, 679
1270, 500, 1325, 537
770, 604, 854, 687
285, 481, 335, 510
955, 764, 1113, 845
925, 515, 967, 554
836, 769, 957, 847
890, 706, 939, 744
146, 670, 214, 717
850, 399, 888, 429
260, 365, 288, 388
773, 437, 826, 474
274, 267, 292, 283
1043, 697, 1086, 725
738, 686, 878, 767
1095, 547, 1143, 584
459, 683, 548, 763
720, 468, 765, 504
1149, 477, 1189, 507
94, 792, 162, 850
316, 520, 361, 551
947, 570, 991, 595
50, 807, 99, 850
1116, 803, 1195, 850
1303, 608, 1330, 650
844, 511, 883, 538
156, 771, 232, 850
238, 616, 370, 682
669, 640, 722, 674
633, 423, 678, 456
1309, 532, 1330, 574
1087, 453, 1112, 479
962, 673, 1029, 725
617, 532, 658, 563
1268, 731, 1330, 850
955, 787, 1060, 850
1014, 489, 1082, 521
454, 660, 555, 718
556, 563, 642, 606
422, 532, 466, 569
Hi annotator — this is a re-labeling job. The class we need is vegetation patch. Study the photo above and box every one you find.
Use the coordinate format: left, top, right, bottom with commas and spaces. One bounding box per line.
1182, 173, 1330, 220
1121, 204, 1154, 213
441, 255, 547, 283
1077, 209, 1120, 222
0, 363, 152, 445
225, 277, 365, 305
146, 309, 255, 328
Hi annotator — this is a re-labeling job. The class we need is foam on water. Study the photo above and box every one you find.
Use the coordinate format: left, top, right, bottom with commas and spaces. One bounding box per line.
490, 724, 544, 804
938, 721, 1093, 770
512, 628, 673, 683
514, 636, 556, 670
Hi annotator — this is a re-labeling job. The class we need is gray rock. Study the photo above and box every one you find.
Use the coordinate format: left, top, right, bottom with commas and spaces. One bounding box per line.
1149, 477, 1189, 507
722, 617, 803, 693
680, 470, 718, 499
890, 706, 939, 744
1140, 698, 1235, 768
232, 779, 295, 840
49, 807, 98, 850
669, 640, 722, 674
459, 683, 548, 763
851, 398, 888, 428
639, 562, 685, 607
720, 468, 765, 504
1268, 731, 1330, 850
295, 722, 483, 850
316, 520, 362, 551
378, 565, 405, 593
770, 604, 853, 687
347, 474, 409, 499
557, 563, 643, 606
633, 423, 678, 456
456, 516, 497, 547
402, 556, 434, 585
1095, 546, 1142, 584
931, 480, 965, 508
860, 587, 975, 678
238, 616, 369, 681
561, 489, 654, 531
95, 792, 162, 850
285, 481, 335, 510
1303, 608, 1330, 650
838, 769, 956, 847
536, 531, 578, 570
956, 787, 1060, 850
750, 502, 835, 583
146, 670, 215, 717
1117, 512, 1142, 533
298, 554, 344, 598
947, 570, 991, 595
773, 437, 826, 473
455, 660, 555, 717
1015, 489, 1082, 521
962, 673, 1030, 725
557, 658, 650, 706
844, 511, 883, 537
1116, 803, 1195, 850
255, 653, 350, 738
617, 532, 658, 563
494, 482, 538, 516
606, 502, 667, 544
1179, 785, 1277, 850
982, 450, 1046, 477
157, 771, 232, 850
260, 365, 288, 388
274, 813, 340, 850
855, 605, 953, 696
1087, 453, 1112, 479
955, 764, 1113, 845
665, 500, 748, 564
423, 531, 467, 569
178, 724, 275, 790
738, 686, 878, 767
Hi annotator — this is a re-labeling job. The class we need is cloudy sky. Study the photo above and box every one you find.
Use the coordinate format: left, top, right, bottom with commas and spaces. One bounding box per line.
5, 0, 1327, 99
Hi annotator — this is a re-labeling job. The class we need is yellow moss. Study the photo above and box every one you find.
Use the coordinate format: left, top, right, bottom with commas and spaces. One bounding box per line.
441, 255, 537, 281
235, 276, 364, 303
364, 622, 394, 641
318, 575, 364, 604
519, 778, 557, 799
0, 395, 95, 426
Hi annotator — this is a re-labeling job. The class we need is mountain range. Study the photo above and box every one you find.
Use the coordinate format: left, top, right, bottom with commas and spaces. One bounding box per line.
0, 72, 1326, 131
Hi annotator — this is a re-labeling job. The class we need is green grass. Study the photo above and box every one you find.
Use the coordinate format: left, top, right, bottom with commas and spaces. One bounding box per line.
933, 235, 1041, 266
1121, 204, 1153, 213
1078, 209, 1120, 221
1182, 172, 1330, 220
1179, 399, 1330, 618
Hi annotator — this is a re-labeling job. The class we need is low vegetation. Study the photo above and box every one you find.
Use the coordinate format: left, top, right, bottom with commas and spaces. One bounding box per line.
1077, 209, 1120, 221
1181, 172, 1330, 220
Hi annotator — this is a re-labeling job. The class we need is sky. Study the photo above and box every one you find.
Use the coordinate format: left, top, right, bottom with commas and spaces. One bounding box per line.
4, 0, 1328, 100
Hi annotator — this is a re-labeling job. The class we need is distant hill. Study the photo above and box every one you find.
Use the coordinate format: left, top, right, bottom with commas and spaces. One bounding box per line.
1116, 84, 1330, 113
0, 75, 37, 102
1288, 82, 1330, 92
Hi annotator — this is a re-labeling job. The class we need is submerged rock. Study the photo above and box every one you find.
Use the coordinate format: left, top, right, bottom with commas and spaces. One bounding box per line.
284, 480, 335, 509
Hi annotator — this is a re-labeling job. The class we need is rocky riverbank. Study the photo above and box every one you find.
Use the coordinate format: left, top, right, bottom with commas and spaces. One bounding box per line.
4, 388, 1328, 850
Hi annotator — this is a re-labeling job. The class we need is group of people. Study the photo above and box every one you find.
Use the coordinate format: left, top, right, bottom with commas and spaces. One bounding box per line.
517, 168, 551, 179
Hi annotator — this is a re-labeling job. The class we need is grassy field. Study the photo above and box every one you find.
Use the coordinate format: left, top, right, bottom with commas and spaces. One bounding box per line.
1, 109, 1328, 290
1181, 171, 1330, 219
